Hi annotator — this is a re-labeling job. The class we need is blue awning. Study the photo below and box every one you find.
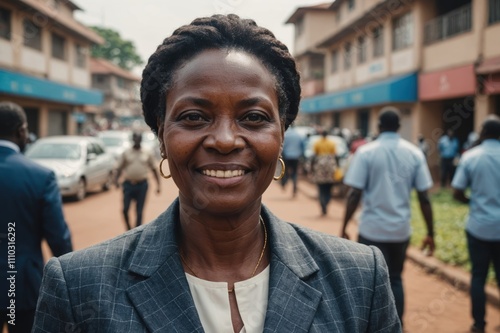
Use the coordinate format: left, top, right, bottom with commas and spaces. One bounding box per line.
0, 69, 103, 105
300, 72, 418, 114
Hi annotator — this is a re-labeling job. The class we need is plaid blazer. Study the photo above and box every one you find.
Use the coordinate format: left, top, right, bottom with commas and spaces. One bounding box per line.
33, 199, 401, 332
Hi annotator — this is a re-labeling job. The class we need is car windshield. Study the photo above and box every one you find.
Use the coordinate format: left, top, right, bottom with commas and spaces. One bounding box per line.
26, 143, 81, 160
100, 137, 127, 147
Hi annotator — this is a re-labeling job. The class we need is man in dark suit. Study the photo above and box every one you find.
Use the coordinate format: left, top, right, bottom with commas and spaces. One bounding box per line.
0, 101, 73, 333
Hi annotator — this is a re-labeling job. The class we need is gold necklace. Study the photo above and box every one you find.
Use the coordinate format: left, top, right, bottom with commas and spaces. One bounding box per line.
179, 216, 268, 293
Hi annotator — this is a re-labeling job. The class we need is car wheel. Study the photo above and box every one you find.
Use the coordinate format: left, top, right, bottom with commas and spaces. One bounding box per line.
74, 178, 86, 201
102, 172, 113, 191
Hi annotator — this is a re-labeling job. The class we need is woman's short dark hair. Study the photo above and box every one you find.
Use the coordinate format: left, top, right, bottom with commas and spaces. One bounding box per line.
141, 14, 301, 135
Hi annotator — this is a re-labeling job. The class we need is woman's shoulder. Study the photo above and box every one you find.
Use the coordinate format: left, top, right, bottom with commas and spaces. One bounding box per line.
57, 208, 177, 273
270, 218, 378, 267
57, 226, 145, 270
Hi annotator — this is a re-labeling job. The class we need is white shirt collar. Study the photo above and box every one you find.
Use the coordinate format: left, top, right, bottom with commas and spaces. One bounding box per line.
0, 140, 20, 153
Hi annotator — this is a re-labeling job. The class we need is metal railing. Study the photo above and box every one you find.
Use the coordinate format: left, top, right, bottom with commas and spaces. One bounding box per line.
424, 4, 472, 45
489, 0, 500, 24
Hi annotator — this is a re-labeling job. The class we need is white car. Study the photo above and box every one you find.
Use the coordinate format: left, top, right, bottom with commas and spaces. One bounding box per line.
97, 130, 132, 161
25, 136, 116, 201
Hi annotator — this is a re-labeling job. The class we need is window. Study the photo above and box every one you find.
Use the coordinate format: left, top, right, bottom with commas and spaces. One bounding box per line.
0, 8, 11, 40
23, 19, 42, 50
348, 0, 355, 11
295, 17, 304, 37
75, 44, 86, 68
344, 43, 352, 70
331, 50, 339, 73
392, 12, 413, 51
372, 26, 384, 57
51, 33, 66, 60
489, 0, 500, 24
92, 143, 104, 155
357, 36, 367, 64
116, 77, 125, 88
93, 75, 105, 85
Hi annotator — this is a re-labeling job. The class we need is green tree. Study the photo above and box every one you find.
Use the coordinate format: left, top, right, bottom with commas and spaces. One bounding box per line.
91, 26, 143, 70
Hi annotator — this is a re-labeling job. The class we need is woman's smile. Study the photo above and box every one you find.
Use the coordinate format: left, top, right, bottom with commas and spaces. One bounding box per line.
201, 169, 245, 178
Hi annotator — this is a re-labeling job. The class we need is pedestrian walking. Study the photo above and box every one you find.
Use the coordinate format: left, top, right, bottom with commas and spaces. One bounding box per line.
438, 129, 460, 188
310, 130, 337, 216
115, 132, 161, 230
349, 130, 367, 154
280, 123, 305, 197
451, 115, 500, 333
341, 107, 435, 326
32, 14, 401, 332
0, 101, 73, 333
417, 133, 430, 159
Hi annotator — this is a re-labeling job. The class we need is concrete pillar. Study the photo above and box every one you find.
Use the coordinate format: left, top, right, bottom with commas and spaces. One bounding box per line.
38, 106, 48, 138
474, 94, 493, 132
67, 109, 77, 135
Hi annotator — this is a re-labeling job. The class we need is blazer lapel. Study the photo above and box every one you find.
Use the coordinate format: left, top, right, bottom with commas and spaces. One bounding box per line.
264, 259, 322, 332
127, 256, 203, 333
126, 199, 204, 333
261, 207, 322, 332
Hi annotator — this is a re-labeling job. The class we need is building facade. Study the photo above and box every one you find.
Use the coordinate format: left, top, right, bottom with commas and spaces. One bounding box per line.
0, 0, 103, 137
89, 58, 141, 129
287, 0, 500, 175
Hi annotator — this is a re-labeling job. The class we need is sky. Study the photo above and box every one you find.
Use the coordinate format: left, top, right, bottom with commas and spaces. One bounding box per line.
74, 0, 327, 73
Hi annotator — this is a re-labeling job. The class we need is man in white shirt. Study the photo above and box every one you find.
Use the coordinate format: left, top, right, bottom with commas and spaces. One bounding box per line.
341, 107, 435, 326
115, 132, 161, 230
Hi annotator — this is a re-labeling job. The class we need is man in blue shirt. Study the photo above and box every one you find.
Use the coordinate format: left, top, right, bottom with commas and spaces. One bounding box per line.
438, 129, 460, 188
281, 124, 305, 197
341, 107, 435, 326
452, 115, 500, 333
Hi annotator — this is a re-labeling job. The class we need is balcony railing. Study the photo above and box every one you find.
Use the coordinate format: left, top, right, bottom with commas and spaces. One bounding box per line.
424, 4, 472, 45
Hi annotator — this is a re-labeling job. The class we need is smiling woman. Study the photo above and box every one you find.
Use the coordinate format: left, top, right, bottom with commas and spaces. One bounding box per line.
33, 14, 401, 333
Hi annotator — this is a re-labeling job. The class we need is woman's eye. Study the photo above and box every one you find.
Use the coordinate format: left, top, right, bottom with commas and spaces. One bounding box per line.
243, 112, 268, 123
179, 112, 206, 122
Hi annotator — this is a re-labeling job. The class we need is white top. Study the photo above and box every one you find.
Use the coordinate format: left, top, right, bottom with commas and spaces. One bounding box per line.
185, 266, 270, 333
344, 132, 433, 242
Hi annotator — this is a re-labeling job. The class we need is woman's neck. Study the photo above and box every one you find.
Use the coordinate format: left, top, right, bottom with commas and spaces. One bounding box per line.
177, 200, 268, 282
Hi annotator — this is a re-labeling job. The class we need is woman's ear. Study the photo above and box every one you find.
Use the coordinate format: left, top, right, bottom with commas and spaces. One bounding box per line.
157, 118, 166, 158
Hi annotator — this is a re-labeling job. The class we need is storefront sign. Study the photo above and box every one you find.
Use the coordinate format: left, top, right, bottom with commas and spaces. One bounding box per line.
419, 64, 476, 101
300, 72, 417, 113
0, 69, 103, 105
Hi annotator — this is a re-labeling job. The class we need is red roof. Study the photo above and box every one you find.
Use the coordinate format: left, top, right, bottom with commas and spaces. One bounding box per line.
90, 58, 140, 82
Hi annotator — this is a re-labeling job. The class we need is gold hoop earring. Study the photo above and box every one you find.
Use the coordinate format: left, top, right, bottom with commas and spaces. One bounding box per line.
159, 158, 171, 179
273, 157, 285, 181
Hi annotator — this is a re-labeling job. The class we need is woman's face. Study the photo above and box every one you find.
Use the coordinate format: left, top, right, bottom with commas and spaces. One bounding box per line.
158, 49, 283, 215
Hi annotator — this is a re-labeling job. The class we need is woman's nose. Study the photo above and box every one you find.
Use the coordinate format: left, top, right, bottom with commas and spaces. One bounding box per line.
203, 119, 245, 153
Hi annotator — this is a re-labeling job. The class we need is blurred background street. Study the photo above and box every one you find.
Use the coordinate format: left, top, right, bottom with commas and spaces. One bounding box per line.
2, 0, 500, 331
